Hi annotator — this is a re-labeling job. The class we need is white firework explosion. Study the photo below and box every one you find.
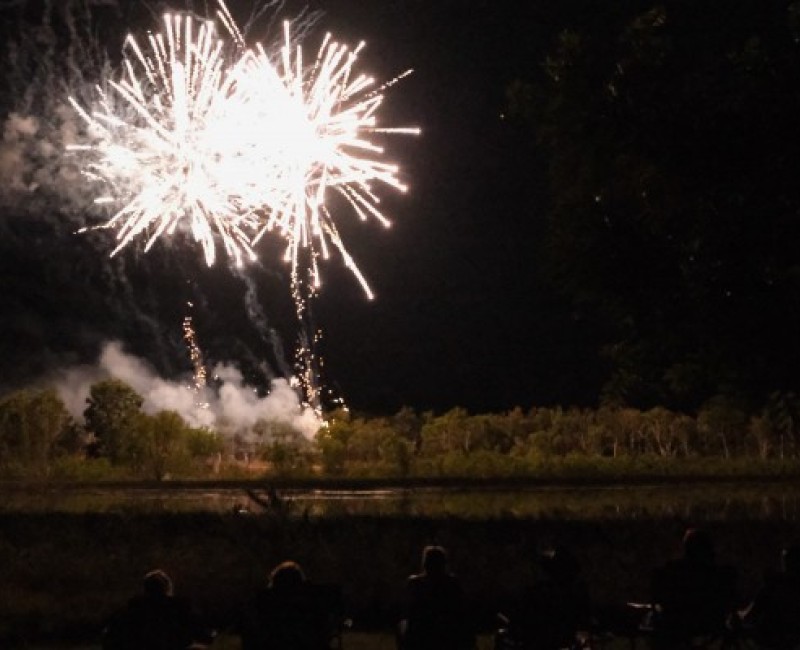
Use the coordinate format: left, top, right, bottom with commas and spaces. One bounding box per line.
69, 1, 419, 294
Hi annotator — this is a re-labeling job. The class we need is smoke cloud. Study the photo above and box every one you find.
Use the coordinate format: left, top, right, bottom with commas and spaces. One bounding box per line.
52, 341, 321, 439
0, 107, 91, 212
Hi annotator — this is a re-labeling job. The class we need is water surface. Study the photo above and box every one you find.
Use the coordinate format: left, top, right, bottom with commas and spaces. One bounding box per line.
3, 481, 799, 520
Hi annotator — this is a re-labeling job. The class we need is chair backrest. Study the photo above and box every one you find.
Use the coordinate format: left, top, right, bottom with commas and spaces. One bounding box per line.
652, 562, 737, 639
751, 576, 800, 650
309, 583, 346, 650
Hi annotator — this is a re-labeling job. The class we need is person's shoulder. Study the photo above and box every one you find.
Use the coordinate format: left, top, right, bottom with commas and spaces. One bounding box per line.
708, 563, 738, 589
763, 571, 800, 595
445, 574, 464, 597
124, 595, 150, 616
166, 595, 193, 615
305, 582, 343, 608
444, 573, 463, 588
254, 587, 279, 607
653, 559, 682, 578
665, 558, 686, 570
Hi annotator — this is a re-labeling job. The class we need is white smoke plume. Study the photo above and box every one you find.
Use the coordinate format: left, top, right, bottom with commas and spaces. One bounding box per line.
0, 107, 90, 210
52, 341, 321, 439
0, 0, 112, 217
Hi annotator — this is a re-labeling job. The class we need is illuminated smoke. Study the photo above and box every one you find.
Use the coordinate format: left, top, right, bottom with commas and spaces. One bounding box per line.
52, 341, 321, 438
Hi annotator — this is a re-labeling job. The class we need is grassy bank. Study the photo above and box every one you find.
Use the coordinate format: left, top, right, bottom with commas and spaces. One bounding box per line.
6, 455, 800, 488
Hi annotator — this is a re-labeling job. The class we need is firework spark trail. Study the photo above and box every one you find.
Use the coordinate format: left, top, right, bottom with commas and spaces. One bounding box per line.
69, 0, 419, 296
182, 305, 210, 411
290, 249, 323, 412
294, 327, 322, 412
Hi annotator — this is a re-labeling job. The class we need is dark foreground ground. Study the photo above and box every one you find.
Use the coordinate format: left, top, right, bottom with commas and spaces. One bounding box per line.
22, 633, 499, 650
2, 505, 799, 648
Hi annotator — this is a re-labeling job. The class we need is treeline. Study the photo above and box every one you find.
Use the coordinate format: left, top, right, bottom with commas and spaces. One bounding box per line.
317, 394, 800, 478
3, 379, 800, 480
0, 380, 224, 480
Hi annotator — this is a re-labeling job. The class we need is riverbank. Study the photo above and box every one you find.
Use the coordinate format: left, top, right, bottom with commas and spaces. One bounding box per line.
5, 456, 800, 491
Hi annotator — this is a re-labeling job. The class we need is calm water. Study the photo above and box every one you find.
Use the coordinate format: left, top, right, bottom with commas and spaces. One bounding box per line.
3, 482, 800, 520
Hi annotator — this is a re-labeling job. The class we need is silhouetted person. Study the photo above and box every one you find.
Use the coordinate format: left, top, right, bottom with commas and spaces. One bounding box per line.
741, 544, 800, 649
240, 561, 330, 650
505, 546, 591, 650
102, 569, 211, 650
649, 528, 738, 648
399, 545, 473, 650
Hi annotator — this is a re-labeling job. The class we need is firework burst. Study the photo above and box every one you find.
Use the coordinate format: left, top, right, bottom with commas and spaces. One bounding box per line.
69, 12, 262, 267
229, 23, 420, 297
69, 1, 419, 295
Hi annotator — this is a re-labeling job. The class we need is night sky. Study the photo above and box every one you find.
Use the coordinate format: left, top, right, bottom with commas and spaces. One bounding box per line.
3, 0, 792, 416
306, 0, 602, 413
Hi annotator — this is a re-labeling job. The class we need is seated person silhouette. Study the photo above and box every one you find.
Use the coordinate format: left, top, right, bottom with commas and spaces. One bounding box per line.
399, 545, 473, 650
741, 544, 800, 649
504, 545, 591, 650
649, 528, 738, 648
240, 560, 330, 650
102, 569, 211, 650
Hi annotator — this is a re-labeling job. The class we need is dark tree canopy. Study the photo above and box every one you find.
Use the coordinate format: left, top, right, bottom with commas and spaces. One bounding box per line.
514, 0, 800, 412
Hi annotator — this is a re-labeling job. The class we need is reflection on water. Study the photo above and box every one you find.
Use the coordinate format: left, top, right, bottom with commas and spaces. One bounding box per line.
2, 483, 800, 520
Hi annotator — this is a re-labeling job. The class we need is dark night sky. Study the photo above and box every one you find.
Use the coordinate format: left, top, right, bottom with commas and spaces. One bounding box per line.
255, 0, 604, 413
0, 1, 622, 414
303, 1, 605, 413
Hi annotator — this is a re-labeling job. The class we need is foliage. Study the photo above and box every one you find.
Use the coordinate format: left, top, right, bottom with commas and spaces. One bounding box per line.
124, 411, 226, 481
185, 426, 225, 459
83, 379, 143, 463
509, 1, 800, 412
123, 411, 186, 480
0, 388, 71, 476
49, 456, 122, 481
316, 420, 349, 475
259, 425, 313, 477
303, 401, 800, 479
4, 386, 800, 481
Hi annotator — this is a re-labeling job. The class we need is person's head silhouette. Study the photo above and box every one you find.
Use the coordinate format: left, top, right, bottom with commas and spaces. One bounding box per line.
269, 561, 306, 592
421, 545, 448, 577
682, 528, 715, 565
143, 569, 173, 598
782, 544, 800, 576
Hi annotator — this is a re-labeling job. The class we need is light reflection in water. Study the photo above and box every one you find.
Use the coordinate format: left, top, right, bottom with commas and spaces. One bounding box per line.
1, 483, 799, 520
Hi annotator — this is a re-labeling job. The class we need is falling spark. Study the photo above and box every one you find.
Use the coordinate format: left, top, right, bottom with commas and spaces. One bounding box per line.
69, 1, 419, 295
183, 308, 210, 410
